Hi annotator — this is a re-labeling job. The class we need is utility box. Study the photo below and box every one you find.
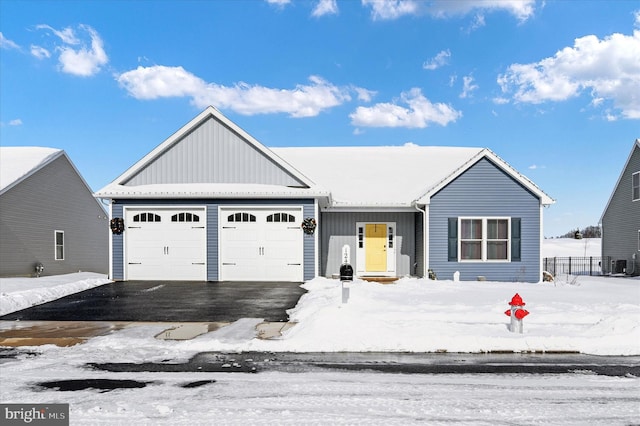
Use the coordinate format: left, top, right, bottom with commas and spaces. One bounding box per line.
613, 259, 627, 274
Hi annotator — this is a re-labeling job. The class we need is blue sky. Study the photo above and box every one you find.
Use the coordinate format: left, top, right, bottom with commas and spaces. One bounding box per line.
1, 0, 638, 237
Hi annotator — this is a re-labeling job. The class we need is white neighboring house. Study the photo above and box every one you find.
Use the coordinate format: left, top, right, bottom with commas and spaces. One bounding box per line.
601, 139, 640, 276
0, 147, 108, 277
96, 107, 554, 283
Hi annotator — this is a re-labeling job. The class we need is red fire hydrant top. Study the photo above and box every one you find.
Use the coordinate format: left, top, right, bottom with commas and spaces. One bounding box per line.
509, 293, 525, 306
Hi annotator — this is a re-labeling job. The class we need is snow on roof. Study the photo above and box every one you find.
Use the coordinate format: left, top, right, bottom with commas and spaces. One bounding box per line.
0, 147, 63, 194
96, 143, 553, 207
273, 145, 484, 207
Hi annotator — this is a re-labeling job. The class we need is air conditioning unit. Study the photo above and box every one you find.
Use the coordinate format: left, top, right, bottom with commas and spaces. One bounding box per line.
613, 259, 627, 274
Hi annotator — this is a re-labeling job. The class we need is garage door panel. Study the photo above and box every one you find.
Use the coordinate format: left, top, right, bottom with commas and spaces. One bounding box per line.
125, 208, 206, 281
220, 207, 304, 282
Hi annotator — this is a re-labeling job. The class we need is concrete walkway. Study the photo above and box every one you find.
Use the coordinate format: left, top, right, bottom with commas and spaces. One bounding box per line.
0, 320, 297, 347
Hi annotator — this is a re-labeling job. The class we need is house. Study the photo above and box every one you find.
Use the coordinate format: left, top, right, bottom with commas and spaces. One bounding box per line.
95, 107, 554, 283
0, 147, 108, 277
600, 139, 640, 276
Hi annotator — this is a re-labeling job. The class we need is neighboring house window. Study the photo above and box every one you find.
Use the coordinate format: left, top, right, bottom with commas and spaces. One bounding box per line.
133, 213, 161, 222
633, 171, 639, 201
171, 213, 199, 222
266, 213, 295, 223
55, 231, 64, 260
228, 213, 256, 222
456, 218, 511, 262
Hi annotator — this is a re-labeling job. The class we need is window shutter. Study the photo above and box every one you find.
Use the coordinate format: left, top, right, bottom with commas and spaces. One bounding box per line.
511, 218, 521, 262
448, 218, 458, 261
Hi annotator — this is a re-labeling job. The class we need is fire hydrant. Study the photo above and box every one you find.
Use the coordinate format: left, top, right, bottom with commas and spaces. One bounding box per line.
504, 293, 529, 333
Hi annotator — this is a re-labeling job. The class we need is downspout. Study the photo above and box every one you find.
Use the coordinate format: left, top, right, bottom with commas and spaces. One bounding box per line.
413, 201, 427, 278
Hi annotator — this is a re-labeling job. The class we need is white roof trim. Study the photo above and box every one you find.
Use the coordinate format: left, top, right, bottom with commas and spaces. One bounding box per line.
95, 183, 330, 199
414, 148, 555, 206
600, 139, 640, 223
107, 106, 316, 188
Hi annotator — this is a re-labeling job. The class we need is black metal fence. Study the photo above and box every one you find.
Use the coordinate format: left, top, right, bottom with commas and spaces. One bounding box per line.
543, 256, 612, 277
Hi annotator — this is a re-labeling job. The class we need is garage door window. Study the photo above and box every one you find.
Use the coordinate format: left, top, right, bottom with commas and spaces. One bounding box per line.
172, 212, 200, 222
267, 213, 295, 222
228, 213, 256, 222
133, 213, 161, 222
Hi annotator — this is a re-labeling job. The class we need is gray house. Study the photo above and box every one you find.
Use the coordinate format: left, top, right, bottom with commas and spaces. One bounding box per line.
95, 107, 554, 283
0, 147, 108, 277
601, 139, 640, 276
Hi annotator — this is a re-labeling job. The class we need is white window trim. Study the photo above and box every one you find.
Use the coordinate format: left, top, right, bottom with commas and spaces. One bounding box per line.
54, 230, 64, 261
633, 171, 640, 202
458, 217, 511, 263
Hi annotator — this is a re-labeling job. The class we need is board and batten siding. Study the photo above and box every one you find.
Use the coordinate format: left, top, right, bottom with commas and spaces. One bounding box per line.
123, 117, 305, 187
428, 158, 542, 283
602, 144, 640, 275
0, 155, 108, 277
110, 199, 316, 281
320, 212, 416, 277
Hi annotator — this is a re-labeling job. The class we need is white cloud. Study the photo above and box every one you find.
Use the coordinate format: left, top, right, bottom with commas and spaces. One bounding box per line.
361, 0, 418, 21
464, 13, 486, 33
634, 10, 640, 28
312, 0, 338, 17
362, 0, 536, 21
0, 32, 20, 49
349, 87, 462, 128
8, 119, 23, 126
429, 0, 536, 22
35, 24, 80, 45
266, 0, 291, 7
460, 75, 479, 98
30, 45, 51, 59
35, 24, 108, 77
117, 65, 353, 118
353, 86, 376, 102
497, 30, 640, 119
423, 49, 451, 70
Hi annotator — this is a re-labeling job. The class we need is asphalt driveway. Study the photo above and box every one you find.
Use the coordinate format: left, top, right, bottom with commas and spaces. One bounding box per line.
0, 281, 307, 322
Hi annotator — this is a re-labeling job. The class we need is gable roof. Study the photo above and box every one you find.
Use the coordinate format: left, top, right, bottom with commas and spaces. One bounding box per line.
95, 106, 324, 199
600, 139, 640, 222
95, 107, 553, 208
274, 145, 554, 209
0, 147, 64, 196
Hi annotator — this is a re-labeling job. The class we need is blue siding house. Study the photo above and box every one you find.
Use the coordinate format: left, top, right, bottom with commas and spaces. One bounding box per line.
96, 107, 554, 283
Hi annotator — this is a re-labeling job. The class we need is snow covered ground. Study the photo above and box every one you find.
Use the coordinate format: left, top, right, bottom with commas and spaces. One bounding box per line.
542, 237, 601, 258
1, 238, 639, 424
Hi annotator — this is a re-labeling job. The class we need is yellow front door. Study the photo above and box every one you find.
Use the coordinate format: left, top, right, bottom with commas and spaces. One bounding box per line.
365, 224, 387, 272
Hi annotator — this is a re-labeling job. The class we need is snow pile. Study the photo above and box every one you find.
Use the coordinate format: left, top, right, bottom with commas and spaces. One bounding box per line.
0, 272, 111, 316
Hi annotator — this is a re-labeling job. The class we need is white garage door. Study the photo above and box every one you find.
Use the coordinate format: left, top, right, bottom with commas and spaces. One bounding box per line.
220, 207, 303, 282
125, 208, 206, 281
